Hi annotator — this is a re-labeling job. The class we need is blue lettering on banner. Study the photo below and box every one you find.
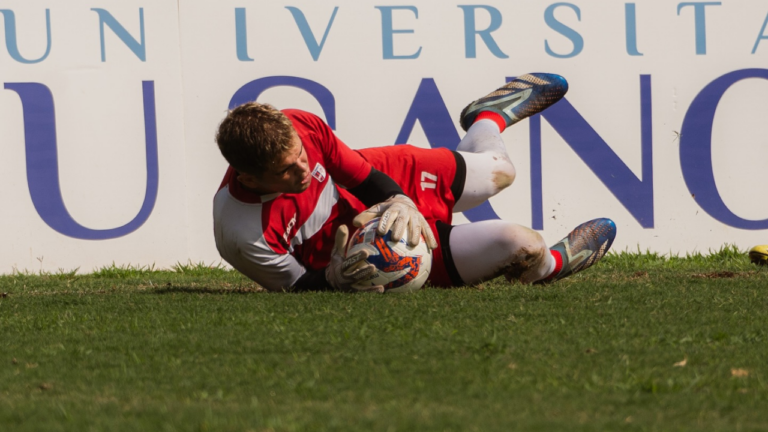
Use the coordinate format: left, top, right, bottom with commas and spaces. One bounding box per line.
457, 5, 508, 59
625, 3, 643, 56
286, 6, 339, 61
3, 81, 159, 240
680, 68, 768, 229
235, 8, 254, 62
91, 8, 146, 62
229, 76, 337, 128
531, 75, 654, 230
544, 3, 583, 58
375, 6, 422, 60
677, 2, 721, 55
752, 12, 768, 54
0, 9, 51, 64
395, 79, 457, 152
225, 4, 768, 59
394, 78, 500, 222
228, 77, 499, 222
4, 5, 765, 63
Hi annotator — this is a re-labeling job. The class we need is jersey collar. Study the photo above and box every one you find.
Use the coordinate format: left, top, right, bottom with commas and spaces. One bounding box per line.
228, 173, 282, 204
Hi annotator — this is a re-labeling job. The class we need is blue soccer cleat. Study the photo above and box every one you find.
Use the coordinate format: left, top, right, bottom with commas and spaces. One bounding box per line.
459, 73, 569, 132
538, 218, 616, 284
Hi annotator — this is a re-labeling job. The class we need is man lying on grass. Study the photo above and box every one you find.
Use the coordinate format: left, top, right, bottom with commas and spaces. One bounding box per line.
212, 73, 616, 293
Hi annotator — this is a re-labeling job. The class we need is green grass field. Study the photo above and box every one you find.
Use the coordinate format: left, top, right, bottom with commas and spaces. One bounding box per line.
2, 247, 768, 431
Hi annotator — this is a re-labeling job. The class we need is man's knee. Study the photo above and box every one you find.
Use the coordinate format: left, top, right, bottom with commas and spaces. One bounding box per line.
492, 158, 516, 191
454, 152, 516, 212
496, 225, 548, 283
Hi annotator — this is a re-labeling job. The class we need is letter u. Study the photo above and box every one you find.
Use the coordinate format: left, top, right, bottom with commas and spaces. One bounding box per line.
3, 81, 159, 240
0, 9, 52, 63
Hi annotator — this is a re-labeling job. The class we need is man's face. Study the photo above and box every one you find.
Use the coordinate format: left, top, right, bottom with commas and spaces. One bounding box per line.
238, 132, 311, 194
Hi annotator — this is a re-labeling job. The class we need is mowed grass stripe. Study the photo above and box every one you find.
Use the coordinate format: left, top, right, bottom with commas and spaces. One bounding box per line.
1, 250, 767, 431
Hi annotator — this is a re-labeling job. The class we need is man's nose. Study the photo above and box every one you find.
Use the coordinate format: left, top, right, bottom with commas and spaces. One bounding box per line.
296, 160, 309, 175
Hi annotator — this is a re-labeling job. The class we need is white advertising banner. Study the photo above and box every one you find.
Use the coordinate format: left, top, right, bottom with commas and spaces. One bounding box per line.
1, 0, 767, 273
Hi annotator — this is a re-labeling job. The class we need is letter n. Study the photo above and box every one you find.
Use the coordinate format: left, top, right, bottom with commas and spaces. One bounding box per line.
529, 75, 654, 229
91, 8, 146, 61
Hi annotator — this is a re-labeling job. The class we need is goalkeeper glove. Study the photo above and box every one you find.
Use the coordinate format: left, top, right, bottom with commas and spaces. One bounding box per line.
353, 194, 438, 250
325, 225, 384, 293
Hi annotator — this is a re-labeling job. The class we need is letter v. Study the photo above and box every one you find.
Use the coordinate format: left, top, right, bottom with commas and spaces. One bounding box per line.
285, 6, 338, 61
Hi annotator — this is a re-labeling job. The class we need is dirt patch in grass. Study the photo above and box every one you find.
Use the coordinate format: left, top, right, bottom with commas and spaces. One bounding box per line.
692, 271, 738, 279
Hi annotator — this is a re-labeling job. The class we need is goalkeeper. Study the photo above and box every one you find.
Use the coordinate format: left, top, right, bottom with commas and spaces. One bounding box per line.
213, 73, 616, 292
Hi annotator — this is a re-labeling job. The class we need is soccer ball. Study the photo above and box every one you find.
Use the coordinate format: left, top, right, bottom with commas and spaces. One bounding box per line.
749, 245, 768, 266
346, 217, 432, 293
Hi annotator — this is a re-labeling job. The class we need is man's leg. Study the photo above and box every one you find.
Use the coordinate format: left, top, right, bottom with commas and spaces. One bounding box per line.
445, 218, 617, 286
440, 74, 617, 286
536, 218, 617, 284
453, 73, 568, 212
454, 120, 516, 212
448, 220, 555, 284
458, 73, 569, 132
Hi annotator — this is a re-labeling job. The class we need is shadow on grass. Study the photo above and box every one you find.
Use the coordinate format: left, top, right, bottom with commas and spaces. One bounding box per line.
149, 286, 267, 295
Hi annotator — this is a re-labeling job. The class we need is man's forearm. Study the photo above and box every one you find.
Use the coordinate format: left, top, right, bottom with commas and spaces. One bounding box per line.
347, 167, 404, 207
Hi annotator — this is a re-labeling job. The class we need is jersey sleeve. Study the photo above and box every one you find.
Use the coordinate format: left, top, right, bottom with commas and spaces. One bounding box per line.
213, 188, 308, 291
230, 238, 307, 291
283, 109, 372, 189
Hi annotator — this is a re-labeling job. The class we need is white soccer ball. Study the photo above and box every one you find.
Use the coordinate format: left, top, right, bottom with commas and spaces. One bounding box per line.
346, 217, 432, 293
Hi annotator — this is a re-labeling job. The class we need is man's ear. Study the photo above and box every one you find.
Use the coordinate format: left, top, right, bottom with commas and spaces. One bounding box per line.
237, 172, 261, 190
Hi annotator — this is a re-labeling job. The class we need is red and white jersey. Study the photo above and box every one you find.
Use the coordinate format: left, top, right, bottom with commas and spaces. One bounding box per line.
213, 110, 371, 290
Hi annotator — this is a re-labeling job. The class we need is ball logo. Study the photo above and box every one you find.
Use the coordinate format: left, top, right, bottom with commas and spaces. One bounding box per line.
346, 217, 431, 293
365, 232, 422, 290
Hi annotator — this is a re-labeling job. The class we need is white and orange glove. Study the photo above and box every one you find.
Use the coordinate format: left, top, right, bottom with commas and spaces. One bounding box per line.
353, 194, 438, 250
325, 225, 384, 293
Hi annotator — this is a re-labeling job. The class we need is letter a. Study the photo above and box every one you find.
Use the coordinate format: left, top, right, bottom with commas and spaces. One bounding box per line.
752, 12, 768, 54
